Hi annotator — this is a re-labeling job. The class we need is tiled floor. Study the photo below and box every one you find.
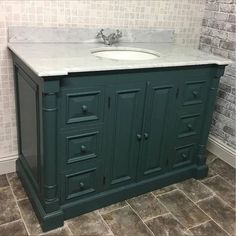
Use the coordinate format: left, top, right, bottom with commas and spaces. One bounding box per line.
0, 152, 235, 236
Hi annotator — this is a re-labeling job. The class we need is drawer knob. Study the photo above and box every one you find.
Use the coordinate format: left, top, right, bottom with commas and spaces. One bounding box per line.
182, 153, 187, 160
144, 133, 149, 140
79, 182, 85, 189
187, 124, 193, 130
192, 90, 199, 97
137, 134, 142, 141
81, 105, 88, 113
80, 145, 87, 153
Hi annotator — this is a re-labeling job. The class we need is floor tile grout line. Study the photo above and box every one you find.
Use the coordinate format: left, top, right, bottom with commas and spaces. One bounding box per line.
98, 203, 128, 215
177, 189, 231, 236
125, 201, 155, 236
63, 221, 73, 236
142, 212, 170, 223
195, 201, 231, 236
6, 174, 30, 236
151, 188, 177, 198
97, 211, 114, 236
0, 218, 23, 228
202, 173, 236, 188
157, 188, 231, 235
186, 219, 212, 231
150, 191, 171, 214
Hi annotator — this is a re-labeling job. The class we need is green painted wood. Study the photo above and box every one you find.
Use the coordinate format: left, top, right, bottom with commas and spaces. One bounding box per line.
105, 82, 146, 188
12, 53, 226, 233
137, 79, 177, 180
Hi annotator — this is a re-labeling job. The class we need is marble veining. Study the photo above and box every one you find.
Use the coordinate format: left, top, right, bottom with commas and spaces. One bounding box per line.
8, 27, 231, 77
8, 42, 231, 77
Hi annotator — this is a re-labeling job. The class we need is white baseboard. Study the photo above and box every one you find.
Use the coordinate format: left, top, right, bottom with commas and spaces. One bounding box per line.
0, 154, 18, 175
207, 134, 236, 168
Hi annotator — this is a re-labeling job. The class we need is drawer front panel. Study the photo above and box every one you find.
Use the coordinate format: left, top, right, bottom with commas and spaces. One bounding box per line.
177, 113, 201, 138
63, 167, 102, 201
59, 86, 105, 127
174, 143, 196, 168
182, 80, 207, 106
59, 126, 103, 170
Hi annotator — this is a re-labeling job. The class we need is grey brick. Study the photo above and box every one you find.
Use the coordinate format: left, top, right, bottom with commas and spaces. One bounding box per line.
228, 14, 236, 23
220, 39, 236, 50
223, 125, 235, 136
212, 47, 229, 57
200, 35, 212, 44
219, 3, 235, 13
214, 12, 228, 21
219, 82, 232, 92
206, 2, 220, 11
217, 0, 234, 3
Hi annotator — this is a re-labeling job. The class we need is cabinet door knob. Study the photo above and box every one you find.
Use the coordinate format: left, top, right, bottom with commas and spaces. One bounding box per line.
80, 145, 86, 153
81, 105, 88, 113
136, 134, 142, 141
79, 182, 85, 189
192, 90, 199, 97
187, 124, 193, 130
144, 133, 149, 140
182, 153, 187, 160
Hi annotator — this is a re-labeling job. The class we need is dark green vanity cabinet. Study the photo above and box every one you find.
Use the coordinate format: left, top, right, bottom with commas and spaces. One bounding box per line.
13, 54, 225, 231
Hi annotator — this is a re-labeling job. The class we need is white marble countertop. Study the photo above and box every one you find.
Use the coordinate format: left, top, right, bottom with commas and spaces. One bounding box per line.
8, 42, 231, 77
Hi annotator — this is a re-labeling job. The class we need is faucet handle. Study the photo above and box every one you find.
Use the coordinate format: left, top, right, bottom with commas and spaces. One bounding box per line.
116, 29, 122, 38
96, 29, 104, 38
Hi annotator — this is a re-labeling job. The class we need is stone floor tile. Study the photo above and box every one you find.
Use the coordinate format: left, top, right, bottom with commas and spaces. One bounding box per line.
189, 220, 229, 236
197, 196, 236, 235
39, 226, 71, 236
67, 211, 112, 236
7, 172, 27, 201
209, 158, 235, 185
0, 220, 28, 236
98, 201, 127, 215
152, 185, 176, 196
18, 198, 43, 235
0, 187, 21, 225
145, 213, 189, 236
206, 151, 217, 165
127, 193, 168, 221
0, 174, 9, 188
157, 189, 209, 228
202, 175, 235, 208
176, 178, 213, 202
102, 206, 153, 236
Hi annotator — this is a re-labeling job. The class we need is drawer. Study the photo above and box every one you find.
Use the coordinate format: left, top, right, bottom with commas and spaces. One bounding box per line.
59, 126, 103, 170
182, 80, 207, 106
177, 113, 201, 138
62, 167, 103, 202
173, 143, 196, 168
59, 86, 105, 127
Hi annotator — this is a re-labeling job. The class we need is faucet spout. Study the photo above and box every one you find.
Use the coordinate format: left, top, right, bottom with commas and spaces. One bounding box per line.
96, 29, 122, 46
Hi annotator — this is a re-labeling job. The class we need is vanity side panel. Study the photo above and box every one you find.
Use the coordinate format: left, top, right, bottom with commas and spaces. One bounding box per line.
14, 65, 41, 192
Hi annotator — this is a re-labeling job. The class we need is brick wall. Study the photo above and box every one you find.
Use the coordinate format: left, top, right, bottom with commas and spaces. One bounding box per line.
200, 0, 236, 149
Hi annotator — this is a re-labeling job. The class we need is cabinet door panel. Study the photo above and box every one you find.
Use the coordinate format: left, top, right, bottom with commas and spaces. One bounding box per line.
138, 81, 177, 179
105, 82, 146, 188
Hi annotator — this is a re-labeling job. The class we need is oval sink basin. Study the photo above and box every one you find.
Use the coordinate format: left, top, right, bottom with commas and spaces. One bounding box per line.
91, 47, 160, 61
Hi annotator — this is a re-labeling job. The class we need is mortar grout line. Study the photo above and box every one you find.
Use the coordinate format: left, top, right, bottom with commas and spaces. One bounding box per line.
0, 219, 23, 228
63, 221, 73, 236
125, 201, 155, 236
176, 189, 232, 236
6, 174, 30, 236
98, 202, 128, 215
97, 211, 114, 236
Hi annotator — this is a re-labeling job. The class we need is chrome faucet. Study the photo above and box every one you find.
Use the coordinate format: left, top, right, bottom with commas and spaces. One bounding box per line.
96, 29, 122, 46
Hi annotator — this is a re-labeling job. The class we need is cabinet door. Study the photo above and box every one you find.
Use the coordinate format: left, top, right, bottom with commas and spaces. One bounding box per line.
137, 80, 177, 180
105, 82, 146, 188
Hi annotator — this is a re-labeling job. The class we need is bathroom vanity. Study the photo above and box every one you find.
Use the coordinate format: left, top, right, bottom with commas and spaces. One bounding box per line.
8, 28, 230, 231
